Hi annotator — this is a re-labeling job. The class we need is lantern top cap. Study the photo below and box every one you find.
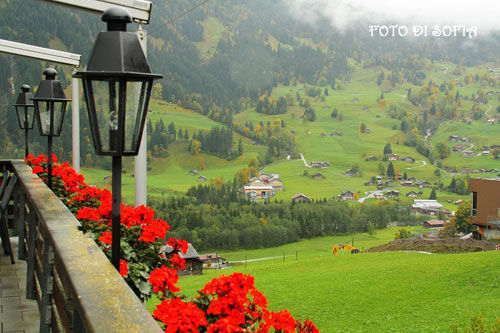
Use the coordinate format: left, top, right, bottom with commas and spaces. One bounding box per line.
20, 84, 30, 92
43, 68, 57, 80
102, 7, 132, 31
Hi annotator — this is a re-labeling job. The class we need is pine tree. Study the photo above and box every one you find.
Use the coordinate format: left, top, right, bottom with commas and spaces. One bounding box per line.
429, 188, 437, 200
184, 129, 189, 140
237, 138, 243, 155
386, 162, 395, 179
383, 143, 392, 155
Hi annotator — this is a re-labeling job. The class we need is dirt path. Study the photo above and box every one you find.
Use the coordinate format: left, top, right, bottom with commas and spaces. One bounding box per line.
299, 153, 311, 168
406, 160, 427, 170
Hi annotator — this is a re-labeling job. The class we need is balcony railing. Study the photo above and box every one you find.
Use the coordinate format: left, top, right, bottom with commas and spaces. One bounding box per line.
1, 159, 161, 332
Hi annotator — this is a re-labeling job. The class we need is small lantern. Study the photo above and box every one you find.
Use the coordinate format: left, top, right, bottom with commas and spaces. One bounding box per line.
13, 84, 35, 130
73, 7, 162, 156
32, 68, 70, 137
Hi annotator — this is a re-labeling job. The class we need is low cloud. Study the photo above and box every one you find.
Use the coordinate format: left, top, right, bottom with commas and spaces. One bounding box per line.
286, 0, 500, 35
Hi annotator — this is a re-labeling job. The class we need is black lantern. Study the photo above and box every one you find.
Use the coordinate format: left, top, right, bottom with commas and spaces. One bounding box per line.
32, 68, 70, 189
73, 7, 162, 269
13, 84, 35, 157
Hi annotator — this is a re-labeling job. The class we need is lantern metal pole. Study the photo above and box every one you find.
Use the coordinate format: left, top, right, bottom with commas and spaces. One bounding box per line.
24, 107, 29, 157
47, 136, 53, 189
72, 73, 80, 173
111, 155, 122, 269
134, 24, 147, 207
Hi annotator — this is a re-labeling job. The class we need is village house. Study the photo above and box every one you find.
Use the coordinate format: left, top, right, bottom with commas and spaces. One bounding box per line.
292, 193, 310, 203
412, 199, 443, 215
408, 176, 416, 182
386, 153, 399, 161
310, 161, 330, 168
462, 151, 475, 157
198, 175, 207, 182
166, 243, 203, 276
311, 173, 325, 180
330, 131, 342, 137
268, 176, 283, 191
406, 191, 418, 198
448, 135, 460, 141
248, 177, 264, 186
374, 191, 384, 200
424, 220, 446, 228
453, 144, 467, 152
414, 181, 431, 188
243, 185, 274, 200
402, 180, 413, 187
470, 178, 500, 240
189, 169, 199, 175
340, 190, 355, 200
365, 128, 371, 133
455, 199, 464, 205
199, 253, 227, 269
345, 169, 355, 176
401, 156, 415, 163
320, 132, 327, 137
386, 190, 399, 198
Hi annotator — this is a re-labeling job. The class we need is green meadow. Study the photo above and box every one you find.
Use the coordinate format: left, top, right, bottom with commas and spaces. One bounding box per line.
146, 227, 500, 332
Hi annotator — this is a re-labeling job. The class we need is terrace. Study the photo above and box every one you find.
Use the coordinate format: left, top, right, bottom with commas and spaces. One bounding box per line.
0, 160, 161, 332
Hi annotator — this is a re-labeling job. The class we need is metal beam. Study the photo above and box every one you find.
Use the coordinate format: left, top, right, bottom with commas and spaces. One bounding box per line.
37, 0, 152, 23
0, 39, 81, 67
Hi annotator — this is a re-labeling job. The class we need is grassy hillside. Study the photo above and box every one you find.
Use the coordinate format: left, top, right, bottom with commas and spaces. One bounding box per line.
166, 227, 500, 332
81, 61, 500, 205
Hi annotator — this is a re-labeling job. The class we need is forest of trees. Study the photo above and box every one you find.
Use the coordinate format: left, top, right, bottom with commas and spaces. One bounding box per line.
255, 95, 288, 115
188, 126, 240, 160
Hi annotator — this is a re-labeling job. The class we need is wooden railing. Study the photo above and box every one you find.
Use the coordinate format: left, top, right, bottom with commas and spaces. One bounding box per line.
1, 160, 161, 333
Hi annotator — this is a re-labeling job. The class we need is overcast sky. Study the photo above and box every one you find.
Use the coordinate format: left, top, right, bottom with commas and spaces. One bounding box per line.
287, 0, 500, 35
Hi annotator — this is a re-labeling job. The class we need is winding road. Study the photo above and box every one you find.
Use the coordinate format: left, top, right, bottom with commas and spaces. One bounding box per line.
406, 160, 427, 170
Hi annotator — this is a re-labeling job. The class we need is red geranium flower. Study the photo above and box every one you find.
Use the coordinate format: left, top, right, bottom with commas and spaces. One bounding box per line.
98, 231, 112, 246
153, 298, 207, 333
119, 259, 128, 277
148, 265, 180, 294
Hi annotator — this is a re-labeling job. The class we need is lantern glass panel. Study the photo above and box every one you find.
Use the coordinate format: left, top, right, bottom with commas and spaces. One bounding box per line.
15, 106, 36, 130
36, 100, 67, 136
125, 80, 151, 153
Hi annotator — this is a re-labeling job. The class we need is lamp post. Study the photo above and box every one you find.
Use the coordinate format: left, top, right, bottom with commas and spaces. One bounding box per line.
13, 85, 36, 158
74, 7, 162, 269
32, 68, 70, 189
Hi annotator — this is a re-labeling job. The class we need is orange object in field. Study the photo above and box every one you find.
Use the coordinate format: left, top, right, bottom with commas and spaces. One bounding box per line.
332, 245, 360, 256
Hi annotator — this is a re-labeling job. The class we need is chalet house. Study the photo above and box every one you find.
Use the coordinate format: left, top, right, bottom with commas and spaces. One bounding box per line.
189, 170, 199, 175
402, 180, 413, 187
311, 161, 330, 168
243, 186, 274, 199
199, 253, 227, 269
330, 131, 342, 137
386, 153, 399, 161
365, 128, 371, 133
470, 178, 500, 240
340, 190, 354, 200
198, 175, 207, 182
448, 135, 460, 141
482, 151, 491, 156
462, 151, 475, 157
312, 173, 325, 179
320, 132, 327, 137
345, 169, 355, 176
401, 156, 415, 163
424, 220, 446, 228
406, 191, 418, 198
386, 190, 399, 198
376, 176, 383, 181
368, 155, 376, 160
462, 137, 472, 143
412, 200, 443, 215
414, 181, 431, 188
374, 191, 384, 200
453, 144, 467, 152
165, 243, 203, 276
258, 172, 271, 180
248, 177, 264, 186
292, 193, 310, 203
268, 177, 283, 191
